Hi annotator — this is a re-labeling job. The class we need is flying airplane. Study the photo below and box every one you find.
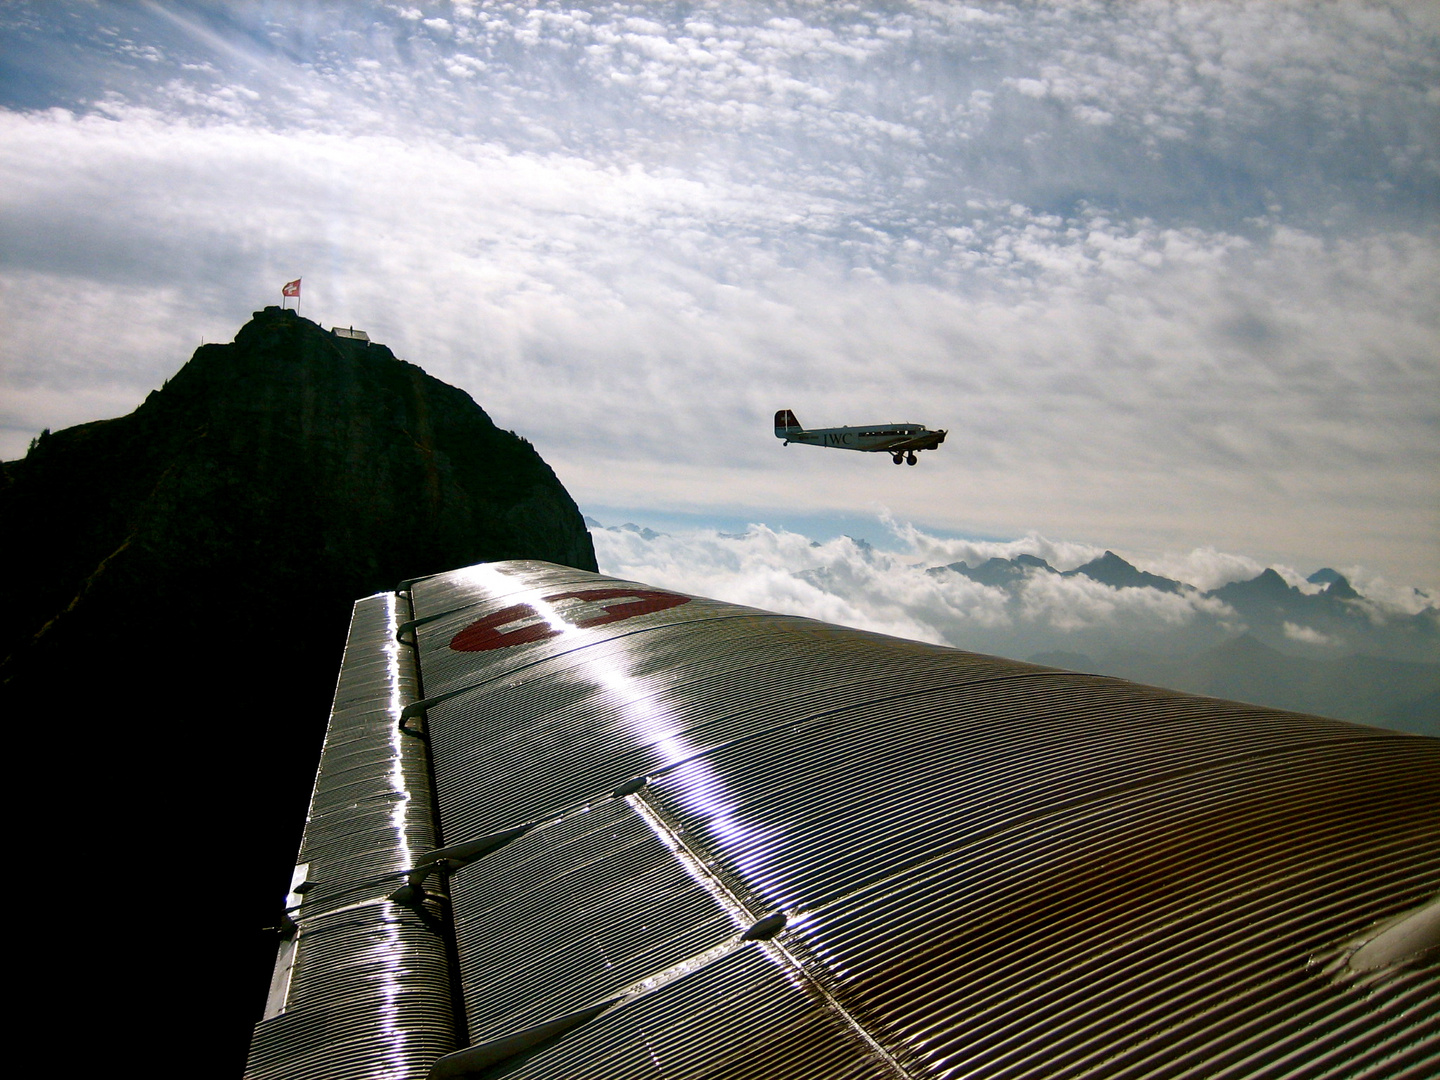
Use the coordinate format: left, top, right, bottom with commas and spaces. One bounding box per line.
774, 408, 946, 465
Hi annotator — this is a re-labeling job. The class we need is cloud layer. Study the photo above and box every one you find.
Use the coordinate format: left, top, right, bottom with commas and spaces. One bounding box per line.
1, 2, 1436, 584
589, 515, 1438, 665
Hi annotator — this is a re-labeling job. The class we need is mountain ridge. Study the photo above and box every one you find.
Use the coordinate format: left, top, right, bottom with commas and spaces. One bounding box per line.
921, 549, 1437, 734
3, 306, 596, 678
590, 519, 1437, 736
929, 549, 1434, 652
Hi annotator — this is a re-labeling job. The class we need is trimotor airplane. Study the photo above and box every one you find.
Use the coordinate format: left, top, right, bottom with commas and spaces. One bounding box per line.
774, 408, 946, 465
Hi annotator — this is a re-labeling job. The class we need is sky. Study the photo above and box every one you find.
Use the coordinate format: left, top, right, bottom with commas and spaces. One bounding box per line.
2, 1, 1438, 603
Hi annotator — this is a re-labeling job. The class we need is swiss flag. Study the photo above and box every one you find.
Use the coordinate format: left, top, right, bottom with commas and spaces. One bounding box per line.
282, 279, 301, 297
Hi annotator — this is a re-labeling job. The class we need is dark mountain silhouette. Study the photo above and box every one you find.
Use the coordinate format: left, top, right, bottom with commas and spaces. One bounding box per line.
1323, 575, 1360, 601
929, 556, 1032, 587
1014, 553, 1054, 571
913, 551, 1438, 735
927, 553, 1059, 586
3, 306, 594, 680
1065, 550, 1185, 593
0, 306, 596, 1075
1206, 566, 1359, 620
1202, 567, 1435, 662
929, 550, 1191, 595
1209, 565, 1293, 604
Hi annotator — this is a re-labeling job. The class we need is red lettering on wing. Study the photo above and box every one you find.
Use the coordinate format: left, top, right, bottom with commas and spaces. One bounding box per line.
449, 588, 690, 652
449, 603, 557, 652
542, 588, 690, 627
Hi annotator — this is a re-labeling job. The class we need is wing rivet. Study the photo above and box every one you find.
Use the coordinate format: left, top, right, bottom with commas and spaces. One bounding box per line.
741, 912, 788, 941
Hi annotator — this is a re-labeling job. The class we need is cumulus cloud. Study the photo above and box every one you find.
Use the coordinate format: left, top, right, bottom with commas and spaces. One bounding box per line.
590, 515, 1438, 670
593, 518, 1233, 658
1283, 622, 1334, 647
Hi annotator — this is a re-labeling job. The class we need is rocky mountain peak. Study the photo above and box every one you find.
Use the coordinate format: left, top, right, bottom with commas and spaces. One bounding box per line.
2, 306, 603, 1067
1209, 567, 1294, 604
1067, 550, 1184, 593
1321, 575, 1360, 601
7, 306, 595, 653
1014, 553, 1056, 571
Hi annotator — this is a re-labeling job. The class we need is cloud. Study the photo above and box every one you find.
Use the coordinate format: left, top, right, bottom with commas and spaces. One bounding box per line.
591, 517, 1232, 657
1283, 621, 1334, 647
589, 515, 1437, 669
0, 1, 1435, 586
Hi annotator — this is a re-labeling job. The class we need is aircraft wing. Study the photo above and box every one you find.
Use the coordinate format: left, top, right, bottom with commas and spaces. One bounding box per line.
247, 561, 1440, 1080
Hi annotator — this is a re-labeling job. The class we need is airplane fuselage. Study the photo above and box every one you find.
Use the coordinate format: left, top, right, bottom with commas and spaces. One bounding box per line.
775, 409, 946, 463
786, 424, 945, 453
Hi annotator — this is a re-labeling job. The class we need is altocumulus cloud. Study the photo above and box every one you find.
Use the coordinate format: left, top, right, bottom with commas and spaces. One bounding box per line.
0, 1, 1436, 584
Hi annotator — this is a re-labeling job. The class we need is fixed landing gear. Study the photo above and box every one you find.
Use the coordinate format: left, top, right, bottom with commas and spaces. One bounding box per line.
892, 453, 904, 465
906, 452, 917, 466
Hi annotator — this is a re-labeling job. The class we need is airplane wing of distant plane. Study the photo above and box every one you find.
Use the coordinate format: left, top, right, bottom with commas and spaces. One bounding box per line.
247, 560, 1440, 1080
775, 408, 946, 464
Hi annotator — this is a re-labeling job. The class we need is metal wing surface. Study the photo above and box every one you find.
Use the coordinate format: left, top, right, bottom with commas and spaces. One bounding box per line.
247, 561, 1440, 1080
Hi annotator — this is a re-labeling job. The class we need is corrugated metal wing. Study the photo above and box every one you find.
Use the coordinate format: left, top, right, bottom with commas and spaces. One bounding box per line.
252, 560, 1439, 1080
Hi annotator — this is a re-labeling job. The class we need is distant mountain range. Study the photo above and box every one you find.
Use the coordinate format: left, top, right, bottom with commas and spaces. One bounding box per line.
935, 549, 1187, 593
590, 522, 1437, 737
930, 550, 1437, 735
933, 548, 1434, 652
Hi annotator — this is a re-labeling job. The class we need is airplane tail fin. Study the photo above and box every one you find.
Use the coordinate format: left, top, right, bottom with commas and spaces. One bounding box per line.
774, 409, 801, 438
